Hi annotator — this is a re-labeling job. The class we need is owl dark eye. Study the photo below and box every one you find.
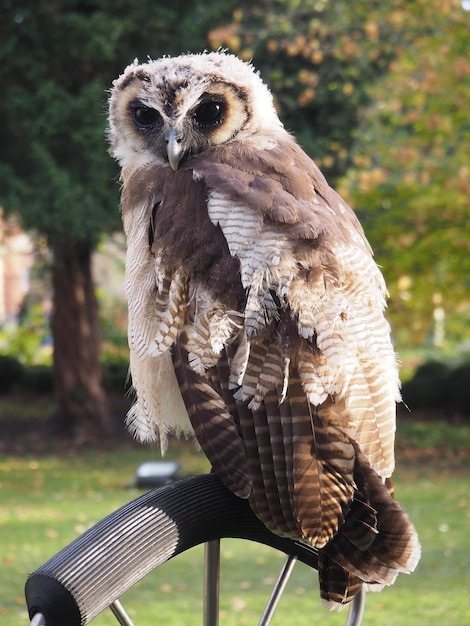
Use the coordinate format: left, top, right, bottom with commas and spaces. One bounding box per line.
194, 98, 226, 127
130, 104, 161, 129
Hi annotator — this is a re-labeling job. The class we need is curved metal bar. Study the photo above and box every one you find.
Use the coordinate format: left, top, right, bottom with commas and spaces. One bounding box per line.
25, 474, 364, 626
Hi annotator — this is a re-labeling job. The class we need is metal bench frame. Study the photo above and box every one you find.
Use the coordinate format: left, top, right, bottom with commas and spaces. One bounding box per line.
25, 473, 365, 626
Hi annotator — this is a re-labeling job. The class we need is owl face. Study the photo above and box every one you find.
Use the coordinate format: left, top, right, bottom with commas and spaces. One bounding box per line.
108, 52, 282, 174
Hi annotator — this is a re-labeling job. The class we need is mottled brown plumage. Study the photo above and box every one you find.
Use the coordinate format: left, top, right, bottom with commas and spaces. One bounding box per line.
108, 51, 420, 608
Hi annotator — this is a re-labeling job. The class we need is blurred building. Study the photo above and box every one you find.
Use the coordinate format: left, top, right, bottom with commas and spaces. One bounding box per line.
0, 213, 34, 325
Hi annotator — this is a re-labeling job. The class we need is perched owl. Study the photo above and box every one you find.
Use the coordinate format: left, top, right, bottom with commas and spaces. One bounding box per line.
108, 51, 420, 608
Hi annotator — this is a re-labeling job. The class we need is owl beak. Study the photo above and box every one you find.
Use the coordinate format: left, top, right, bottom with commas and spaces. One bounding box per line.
166, 129, 184, 172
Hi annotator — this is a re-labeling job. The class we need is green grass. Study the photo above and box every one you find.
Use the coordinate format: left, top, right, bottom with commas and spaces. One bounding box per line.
1, 417, 469, 625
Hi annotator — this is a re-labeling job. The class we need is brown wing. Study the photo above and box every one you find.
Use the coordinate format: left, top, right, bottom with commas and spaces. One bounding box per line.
185, 134, 418, 605
188, 134, 400, 479
122, 132, 419, 607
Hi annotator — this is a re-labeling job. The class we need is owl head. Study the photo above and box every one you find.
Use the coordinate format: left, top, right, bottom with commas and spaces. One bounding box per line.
108, 51, 282, 174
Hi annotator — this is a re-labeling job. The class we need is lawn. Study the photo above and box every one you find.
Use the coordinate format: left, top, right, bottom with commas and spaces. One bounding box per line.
1, 397, 469, 626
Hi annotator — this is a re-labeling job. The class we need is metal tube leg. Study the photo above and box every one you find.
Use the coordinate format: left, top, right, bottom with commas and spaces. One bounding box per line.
203, 540, 221, 626
258, 555, 298, 626
109, 599, 136, 626
345, 587, 366, 626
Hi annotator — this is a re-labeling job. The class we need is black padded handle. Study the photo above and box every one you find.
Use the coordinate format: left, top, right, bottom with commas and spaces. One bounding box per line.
25, 473, 319, 626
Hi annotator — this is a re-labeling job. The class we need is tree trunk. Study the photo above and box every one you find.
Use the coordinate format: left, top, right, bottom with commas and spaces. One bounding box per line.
51, 241, 113, 440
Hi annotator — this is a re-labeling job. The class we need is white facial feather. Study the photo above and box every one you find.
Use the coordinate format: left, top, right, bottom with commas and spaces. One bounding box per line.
108, 52, 282, 175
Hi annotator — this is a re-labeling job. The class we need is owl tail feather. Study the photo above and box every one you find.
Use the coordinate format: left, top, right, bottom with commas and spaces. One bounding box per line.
318, 445, 421, 608
317, 554, 363, 609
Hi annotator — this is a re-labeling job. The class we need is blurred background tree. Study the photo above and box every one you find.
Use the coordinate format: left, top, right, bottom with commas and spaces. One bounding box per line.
0, 0, 468, 437
0, 0, 225, 437
338, 0, 470, 357
208, 0, 404, 180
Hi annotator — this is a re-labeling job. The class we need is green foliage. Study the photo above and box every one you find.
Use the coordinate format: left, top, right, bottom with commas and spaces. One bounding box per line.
21, 365, 54, 395
402, 362, 452, 410
2, 359, 130, 394
101, 358, 130, 393
0, 0, 221, 246
402, 359, 470, 415
0, 355, 23, 393
397, 417, 470, 452
339, 0, 470, 348
447, 364, 470, 413
0, 1, 233, 430
0, 304, 52, 366
208, 0, 404, 180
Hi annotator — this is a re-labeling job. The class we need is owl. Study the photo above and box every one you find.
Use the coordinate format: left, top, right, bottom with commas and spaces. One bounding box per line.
108, 51, 420, 608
